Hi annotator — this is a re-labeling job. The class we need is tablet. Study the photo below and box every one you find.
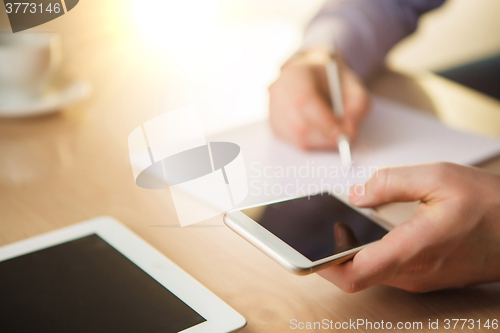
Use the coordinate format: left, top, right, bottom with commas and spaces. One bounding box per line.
0, 216, 246, 333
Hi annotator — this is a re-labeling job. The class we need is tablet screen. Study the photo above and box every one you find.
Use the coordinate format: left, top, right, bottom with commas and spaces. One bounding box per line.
0, 234, 206, 333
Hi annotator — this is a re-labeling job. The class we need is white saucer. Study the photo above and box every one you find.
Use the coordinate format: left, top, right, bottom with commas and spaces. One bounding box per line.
0, 81, 92, 118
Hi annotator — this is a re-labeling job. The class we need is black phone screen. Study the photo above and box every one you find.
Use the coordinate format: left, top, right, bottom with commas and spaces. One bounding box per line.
241, 194, 389, 262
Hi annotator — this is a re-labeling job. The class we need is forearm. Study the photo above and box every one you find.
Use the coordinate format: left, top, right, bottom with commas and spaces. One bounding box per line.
302, 0, 445, 79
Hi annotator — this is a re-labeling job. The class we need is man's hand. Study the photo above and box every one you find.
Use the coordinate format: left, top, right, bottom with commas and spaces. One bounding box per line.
268, 49, 370, 150
319, 163, 500, 293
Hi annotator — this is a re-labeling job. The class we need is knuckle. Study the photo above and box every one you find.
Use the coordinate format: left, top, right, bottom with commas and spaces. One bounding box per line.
429, 162, 454, 181
291, 125, 311, 150
293, 91, 312, 108
268, 81, 279, 94
295, 138, 311, 151
291, 122, 308, 140
399, 260, 432, 276
340, 278, 365, 294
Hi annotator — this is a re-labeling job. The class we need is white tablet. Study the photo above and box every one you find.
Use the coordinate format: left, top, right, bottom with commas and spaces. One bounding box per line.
0, 216, 246, 333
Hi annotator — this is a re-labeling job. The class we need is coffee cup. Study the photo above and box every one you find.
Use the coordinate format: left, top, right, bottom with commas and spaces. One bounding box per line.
0, 32, 61, 106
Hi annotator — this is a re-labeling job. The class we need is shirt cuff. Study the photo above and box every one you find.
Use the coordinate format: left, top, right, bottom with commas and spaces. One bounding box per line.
300, 18, 384, 80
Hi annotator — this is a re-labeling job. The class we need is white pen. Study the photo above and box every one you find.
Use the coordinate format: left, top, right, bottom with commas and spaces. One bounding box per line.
326, 56, 352, 169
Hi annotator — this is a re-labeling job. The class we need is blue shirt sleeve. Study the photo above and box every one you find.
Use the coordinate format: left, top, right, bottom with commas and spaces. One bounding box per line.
301, 0, 446, 78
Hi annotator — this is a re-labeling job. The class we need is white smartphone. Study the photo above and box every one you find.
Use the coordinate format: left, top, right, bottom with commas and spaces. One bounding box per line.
224, 193, 393, 275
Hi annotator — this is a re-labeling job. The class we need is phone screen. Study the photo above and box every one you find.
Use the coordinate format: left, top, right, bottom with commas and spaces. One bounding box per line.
240, 194, 388, 262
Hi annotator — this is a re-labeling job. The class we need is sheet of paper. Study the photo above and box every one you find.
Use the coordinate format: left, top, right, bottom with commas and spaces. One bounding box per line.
207, 95, 500, 208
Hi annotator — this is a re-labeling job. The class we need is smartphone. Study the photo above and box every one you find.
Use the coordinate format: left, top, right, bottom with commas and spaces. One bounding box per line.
224, 193, 393, 275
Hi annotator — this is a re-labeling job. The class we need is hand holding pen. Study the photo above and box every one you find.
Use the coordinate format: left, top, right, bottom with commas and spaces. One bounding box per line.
269, 48, 370, 152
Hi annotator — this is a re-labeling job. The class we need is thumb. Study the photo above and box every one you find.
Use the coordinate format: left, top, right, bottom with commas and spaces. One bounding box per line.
349, 164, 442, 207
333, 222, 360, 253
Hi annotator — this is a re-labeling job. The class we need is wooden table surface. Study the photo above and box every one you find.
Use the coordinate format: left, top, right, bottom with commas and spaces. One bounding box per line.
2, 35, 500, 332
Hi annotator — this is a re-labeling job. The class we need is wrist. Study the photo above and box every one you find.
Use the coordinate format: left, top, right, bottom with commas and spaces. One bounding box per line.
282, 47, 341, 71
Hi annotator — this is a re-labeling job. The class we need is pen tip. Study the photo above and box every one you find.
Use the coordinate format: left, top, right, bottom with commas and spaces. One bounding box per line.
338, 135, 352, 169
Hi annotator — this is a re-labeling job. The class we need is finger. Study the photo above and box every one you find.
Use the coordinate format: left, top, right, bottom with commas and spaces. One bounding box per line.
271, 106, 337, 150
271, 110, 336, 150
270, 82, 339, 150
332, 58, 370, 140
304, 129, 339, 150
319, 211, 440, 293
333, 222, 360, 253
301, 92, 348, 149
300, 91, 340, 138
269, 88, 309, 147
349, 164, 444, 207
318, 235, 400, 293
342, 79, 370, 140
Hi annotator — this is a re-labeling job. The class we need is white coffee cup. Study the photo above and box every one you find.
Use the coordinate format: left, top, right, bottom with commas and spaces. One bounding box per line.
0, 32, 61, 106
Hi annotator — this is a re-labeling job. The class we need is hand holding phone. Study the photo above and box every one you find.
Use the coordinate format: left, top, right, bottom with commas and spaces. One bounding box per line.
320, 163, 500, 293
224, 193, 392, 275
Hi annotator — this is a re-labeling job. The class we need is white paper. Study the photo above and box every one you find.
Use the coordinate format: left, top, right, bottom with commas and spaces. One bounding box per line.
208, 95, 500, 208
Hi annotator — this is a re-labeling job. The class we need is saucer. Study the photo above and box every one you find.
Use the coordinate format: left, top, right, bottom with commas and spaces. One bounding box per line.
0, 80, 92, 118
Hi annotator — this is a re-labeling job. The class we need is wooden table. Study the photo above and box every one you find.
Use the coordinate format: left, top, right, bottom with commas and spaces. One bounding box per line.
1, 36, 500, 332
